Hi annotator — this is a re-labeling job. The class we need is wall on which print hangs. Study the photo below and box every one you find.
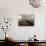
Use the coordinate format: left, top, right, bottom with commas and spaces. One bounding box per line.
0, 0, 45, 40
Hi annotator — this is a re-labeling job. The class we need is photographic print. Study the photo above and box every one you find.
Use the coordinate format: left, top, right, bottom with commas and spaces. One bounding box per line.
18, 14, 35, 26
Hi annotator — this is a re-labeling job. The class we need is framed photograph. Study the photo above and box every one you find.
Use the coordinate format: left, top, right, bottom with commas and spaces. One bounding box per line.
18, 14, 35, 26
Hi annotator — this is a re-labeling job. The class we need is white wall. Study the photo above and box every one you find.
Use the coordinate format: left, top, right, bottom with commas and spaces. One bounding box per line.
0, 0, 46, 40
